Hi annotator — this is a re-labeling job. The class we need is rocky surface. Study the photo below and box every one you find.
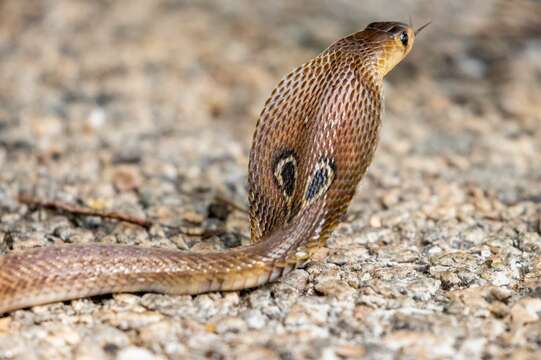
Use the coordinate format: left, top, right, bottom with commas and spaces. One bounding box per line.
0, 0, 540, 359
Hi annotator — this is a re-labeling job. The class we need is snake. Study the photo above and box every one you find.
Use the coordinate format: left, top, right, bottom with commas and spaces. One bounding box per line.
0, 21, 426, 313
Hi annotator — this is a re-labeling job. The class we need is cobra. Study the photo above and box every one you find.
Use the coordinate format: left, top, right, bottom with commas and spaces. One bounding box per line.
0, 21, 427, 313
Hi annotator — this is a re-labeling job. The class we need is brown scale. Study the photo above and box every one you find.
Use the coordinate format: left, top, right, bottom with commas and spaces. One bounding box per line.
0, 21, 426, 313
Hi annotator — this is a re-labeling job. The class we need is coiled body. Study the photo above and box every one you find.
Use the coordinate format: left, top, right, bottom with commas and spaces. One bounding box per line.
0, 22, 418, 313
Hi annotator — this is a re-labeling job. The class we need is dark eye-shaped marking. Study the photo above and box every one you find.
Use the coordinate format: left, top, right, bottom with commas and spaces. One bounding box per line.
304, 158, 336, 204
273, 149, 298, 209
400, 31, 408, 47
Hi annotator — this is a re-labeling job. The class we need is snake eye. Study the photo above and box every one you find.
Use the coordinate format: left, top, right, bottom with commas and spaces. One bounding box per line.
399, 31, 409, 47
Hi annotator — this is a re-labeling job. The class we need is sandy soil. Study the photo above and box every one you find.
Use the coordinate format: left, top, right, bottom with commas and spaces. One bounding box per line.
0, 1, 540, 359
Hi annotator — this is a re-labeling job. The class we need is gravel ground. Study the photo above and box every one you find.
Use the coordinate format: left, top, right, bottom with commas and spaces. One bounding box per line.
0, 1, 540, 359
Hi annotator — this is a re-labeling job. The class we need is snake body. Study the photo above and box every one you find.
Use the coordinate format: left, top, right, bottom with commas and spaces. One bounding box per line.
0, 22, 419, 313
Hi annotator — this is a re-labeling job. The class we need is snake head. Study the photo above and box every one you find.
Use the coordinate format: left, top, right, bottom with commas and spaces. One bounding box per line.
364, 21, 427, 78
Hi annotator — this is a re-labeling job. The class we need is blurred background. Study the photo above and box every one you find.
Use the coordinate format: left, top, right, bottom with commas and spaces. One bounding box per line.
0, 0, 539, 203
0, 1, 540, 359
